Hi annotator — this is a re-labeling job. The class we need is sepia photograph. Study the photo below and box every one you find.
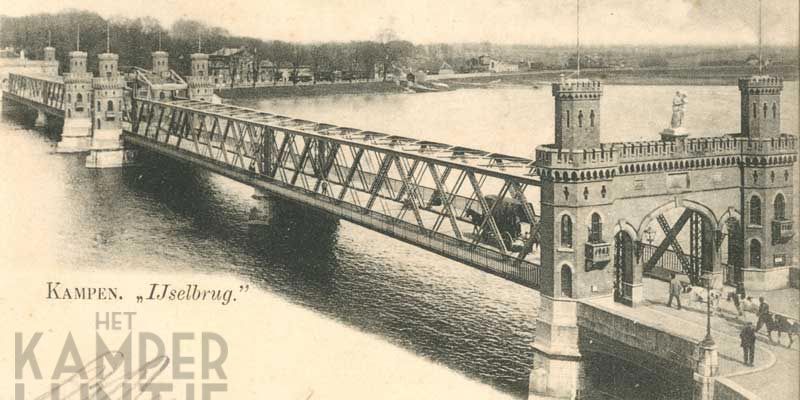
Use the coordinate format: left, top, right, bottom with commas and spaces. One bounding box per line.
1, 0, 798, 399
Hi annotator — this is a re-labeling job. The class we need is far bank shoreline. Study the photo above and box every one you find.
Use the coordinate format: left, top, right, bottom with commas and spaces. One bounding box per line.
216, 65, 799, 99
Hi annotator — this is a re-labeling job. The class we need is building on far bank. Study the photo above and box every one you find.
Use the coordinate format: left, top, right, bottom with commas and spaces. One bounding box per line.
208, 47, 255, 86
258, 60, 276, 83
489, 59, 519, 73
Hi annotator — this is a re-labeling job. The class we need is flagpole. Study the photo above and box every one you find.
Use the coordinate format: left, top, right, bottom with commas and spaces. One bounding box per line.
576, 0, 581, 76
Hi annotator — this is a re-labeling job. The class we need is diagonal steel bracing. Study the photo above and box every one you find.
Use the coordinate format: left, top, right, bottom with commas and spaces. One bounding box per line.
645, 210, 693, 271
467, 171, 509, 254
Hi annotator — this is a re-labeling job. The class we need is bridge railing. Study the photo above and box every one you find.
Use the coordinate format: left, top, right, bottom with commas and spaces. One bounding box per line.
5, 73, 65, 113
641, 242, 735, 285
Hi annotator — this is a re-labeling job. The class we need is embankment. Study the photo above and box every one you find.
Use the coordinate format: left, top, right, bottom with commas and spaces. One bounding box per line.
217, 81, 403, 99
439, 65, 799, 88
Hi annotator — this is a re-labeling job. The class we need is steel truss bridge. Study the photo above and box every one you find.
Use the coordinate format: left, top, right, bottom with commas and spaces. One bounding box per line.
3, 73, 65, 117
122, 96, 543, 288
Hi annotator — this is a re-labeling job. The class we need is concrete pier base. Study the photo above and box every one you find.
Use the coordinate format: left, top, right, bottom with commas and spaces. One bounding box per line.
85, 128, 136, 168
529, 296, 583, 400
34, 110, 47, 127
621, 282, 644, 307
57, 118, 92, 153
249, 188, 276, 226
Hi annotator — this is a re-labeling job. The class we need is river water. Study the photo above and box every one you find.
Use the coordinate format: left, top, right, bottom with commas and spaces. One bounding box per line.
1, 82, 797, 399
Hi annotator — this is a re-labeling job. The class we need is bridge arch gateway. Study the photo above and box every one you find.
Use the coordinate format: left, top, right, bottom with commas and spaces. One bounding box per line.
529, 72, 796, 400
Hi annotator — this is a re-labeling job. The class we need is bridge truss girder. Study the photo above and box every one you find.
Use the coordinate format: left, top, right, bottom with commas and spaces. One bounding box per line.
6, 73, 64, 115
125, 97, 543, 285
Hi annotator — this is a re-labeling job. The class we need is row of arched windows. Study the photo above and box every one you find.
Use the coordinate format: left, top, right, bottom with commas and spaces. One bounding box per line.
96, 100, 116, 111
65, 93, 84, 103
749, 193, 786, 226
753, 102, 778, 119
560, 212, 603, 248
563, 109, 596, 128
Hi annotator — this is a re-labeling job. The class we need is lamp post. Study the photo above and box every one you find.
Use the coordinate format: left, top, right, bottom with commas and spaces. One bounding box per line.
701, 272, 715, 347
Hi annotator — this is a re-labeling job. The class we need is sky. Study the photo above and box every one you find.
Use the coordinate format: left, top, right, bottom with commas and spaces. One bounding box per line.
2, 0, 798, 46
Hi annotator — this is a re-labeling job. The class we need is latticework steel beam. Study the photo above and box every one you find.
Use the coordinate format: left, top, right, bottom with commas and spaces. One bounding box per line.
123, 96, 542, 289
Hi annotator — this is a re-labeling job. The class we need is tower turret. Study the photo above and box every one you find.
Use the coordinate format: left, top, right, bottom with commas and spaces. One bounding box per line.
152, 50, 170, 77
98, 52, 119, 78
93, 51, 124, 132
191, 53, 209, 76
43, 46, 56, 61
69, 50, 88, 74
187, 52, 215, 102
64, 50, 91, 119
40, 46, 59, 76
552, 78, 602, 150
739, 76, 782, 138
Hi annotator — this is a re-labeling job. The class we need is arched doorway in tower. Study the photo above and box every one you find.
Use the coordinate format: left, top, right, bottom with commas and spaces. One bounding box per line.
720, 217, 743, 285
613, 231, 636, 303
561, 265, 573, 298
639, 202, 720, 286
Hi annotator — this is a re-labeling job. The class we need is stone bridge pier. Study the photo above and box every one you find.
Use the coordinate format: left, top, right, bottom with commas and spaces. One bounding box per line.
528, 74, 796, 400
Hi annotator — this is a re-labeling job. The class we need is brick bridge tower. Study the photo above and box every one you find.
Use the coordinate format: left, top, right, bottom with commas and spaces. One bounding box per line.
187, 51, 215, 102
738, 76, 795, 288
528, 72, 797, 399
530, 77, 615, 400
57, 45, 93, 153
42, 45, 59, 76
86, 40, 129, 168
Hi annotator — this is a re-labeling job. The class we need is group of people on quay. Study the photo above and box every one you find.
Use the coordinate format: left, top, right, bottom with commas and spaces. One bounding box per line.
666, 273, 799, 366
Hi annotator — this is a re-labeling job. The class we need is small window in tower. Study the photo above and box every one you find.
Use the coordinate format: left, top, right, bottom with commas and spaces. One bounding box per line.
590, 110, 595, 127
749, 195, 761, 226
97, 101, 101, 109
763, 103, 768, 119
561, 265, 573, 298
561, 215, 573, 248
589, 213, 603, 243
578, 110, 584, 127
753, 102, 758, 118
566, 110, 570, 128
107, 100, 114, 112
772, 103, 777, 119
749, 239, 761, 268
774, 193, 786, 220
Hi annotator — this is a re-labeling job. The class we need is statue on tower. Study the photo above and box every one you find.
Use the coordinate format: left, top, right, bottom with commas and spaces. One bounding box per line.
661, 91, 689, 141
670, 91, 688, 129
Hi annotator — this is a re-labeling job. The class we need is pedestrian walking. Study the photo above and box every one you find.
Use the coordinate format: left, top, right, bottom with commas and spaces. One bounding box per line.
732, 290, 743, 316
739, 322, 756, 366
755, 297, 770, 332
667, 273, 682, 310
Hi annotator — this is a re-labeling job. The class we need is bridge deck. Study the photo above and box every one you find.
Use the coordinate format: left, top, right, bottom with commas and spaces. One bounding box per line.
585, 278, 799, 400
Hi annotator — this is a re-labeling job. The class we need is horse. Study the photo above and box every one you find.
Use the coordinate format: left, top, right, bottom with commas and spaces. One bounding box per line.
763, 313, 800, 347
464, 208, 483, 235
685, 285, 722, 314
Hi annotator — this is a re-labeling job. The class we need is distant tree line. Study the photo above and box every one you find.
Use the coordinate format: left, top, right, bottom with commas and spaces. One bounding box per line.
0, 10, 415, 79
